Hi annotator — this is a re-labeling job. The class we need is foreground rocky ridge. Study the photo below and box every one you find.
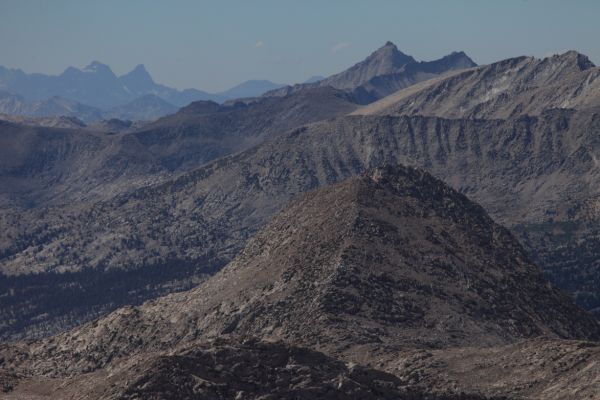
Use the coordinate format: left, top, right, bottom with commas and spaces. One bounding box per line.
1, 339, 505, 400
388, 339, 600, 400
2, 167, 598, 399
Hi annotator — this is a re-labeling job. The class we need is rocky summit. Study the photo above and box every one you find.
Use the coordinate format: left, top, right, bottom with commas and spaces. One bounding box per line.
2, 166, 598, 399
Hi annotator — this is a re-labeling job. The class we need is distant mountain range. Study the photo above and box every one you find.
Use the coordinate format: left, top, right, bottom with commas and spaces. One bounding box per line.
0, 43, 475, 122
0, 90, 181, 123
0, 62, 287, 121
0, 90, 103, 122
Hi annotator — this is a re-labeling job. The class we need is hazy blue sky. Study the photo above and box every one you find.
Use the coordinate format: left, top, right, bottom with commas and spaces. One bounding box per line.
1, 0, 599, 92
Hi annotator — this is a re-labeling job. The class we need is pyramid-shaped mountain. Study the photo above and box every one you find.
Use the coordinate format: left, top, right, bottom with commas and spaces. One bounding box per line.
161, 165, 597, 350
267, 42, 476, 104
321, 41, 417, 90
12, 165, 598, 379
118, 64, 157, 94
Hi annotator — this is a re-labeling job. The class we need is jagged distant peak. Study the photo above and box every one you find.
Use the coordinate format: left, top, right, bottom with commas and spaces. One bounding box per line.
121, 63, 154, 81
316, 41, 417, 90
543, 50, 596, 70
83, 60, 115, 75
365, 41, 416, 66
358, 48, 600, 119
443, 50, 475, 62
264, 42, 478, 101
379, 40, 403, 52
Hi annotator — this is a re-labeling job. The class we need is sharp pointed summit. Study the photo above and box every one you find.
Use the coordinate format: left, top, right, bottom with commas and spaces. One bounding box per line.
83, 61, 117, 78
119, 63, 157, 94
128, 64, 154, 81
265, 41, 477, 104
367, 41, 416, 68
318, 41, 416, 90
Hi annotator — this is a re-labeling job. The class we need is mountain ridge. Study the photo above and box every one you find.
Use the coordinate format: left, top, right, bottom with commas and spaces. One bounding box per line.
0, 85, 359, 211
357, 50, 600, 118
265, 42, 477, 104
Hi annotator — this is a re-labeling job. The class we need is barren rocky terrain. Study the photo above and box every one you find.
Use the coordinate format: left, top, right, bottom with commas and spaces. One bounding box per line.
2, 166, 598, 399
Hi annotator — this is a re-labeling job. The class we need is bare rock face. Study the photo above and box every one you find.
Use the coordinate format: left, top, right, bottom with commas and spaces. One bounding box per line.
166, 165, 597, 350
